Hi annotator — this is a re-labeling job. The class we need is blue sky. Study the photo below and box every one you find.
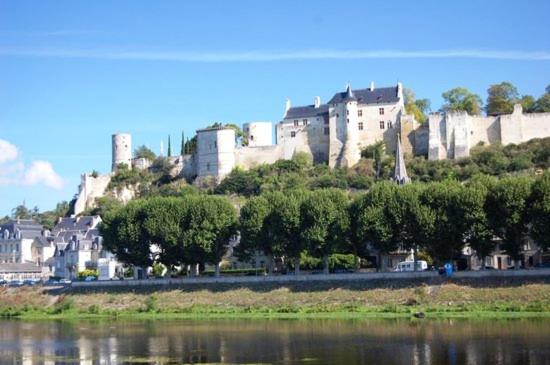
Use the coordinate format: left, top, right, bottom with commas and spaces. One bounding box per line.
1, 0, 549, 216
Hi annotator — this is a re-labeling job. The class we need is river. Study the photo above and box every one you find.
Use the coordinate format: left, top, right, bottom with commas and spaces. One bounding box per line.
0, 318, 549, 364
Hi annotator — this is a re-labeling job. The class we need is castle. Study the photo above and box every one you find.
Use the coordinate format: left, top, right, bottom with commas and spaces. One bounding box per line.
73, 82, 550, 215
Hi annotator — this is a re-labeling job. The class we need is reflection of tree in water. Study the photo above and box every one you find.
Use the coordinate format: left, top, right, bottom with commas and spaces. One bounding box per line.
0, 319, 549, 364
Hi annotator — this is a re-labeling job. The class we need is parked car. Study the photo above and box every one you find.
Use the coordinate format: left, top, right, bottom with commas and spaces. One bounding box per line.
394, 260, 428, 272
0, 279, 7, 286
84, 276, 97, 282
22, 279, 37, 286
8, 279, 23, 287
59, 279, 72, 285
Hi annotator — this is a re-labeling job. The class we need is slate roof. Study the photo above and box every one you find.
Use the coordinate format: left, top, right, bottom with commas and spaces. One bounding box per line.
53, 216, 99, 233
0, 262, 42, 273
285, 104, 329, 119
0, 219, 43, 240
328, 86, 400, 105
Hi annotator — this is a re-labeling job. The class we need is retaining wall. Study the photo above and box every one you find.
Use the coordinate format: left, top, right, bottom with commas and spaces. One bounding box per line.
72, 268, 550, 288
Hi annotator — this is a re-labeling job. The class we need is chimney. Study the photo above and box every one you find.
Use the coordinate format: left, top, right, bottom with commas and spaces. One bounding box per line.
284, 99, 291, 116
314, 96, 321, 108
370, 81, 375, 91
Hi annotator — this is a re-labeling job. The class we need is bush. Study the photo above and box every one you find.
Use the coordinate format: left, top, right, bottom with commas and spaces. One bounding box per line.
77, 269, 98, 280
143, 295, 158, 312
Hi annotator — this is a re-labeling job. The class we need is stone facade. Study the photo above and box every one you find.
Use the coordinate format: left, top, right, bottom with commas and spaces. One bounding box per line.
428, 104, 550, 161
73, 83, 550, 211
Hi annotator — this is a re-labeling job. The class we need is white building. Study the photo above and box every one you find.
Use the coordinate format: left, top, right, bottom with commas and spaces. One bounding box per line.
51, 216, 122, 280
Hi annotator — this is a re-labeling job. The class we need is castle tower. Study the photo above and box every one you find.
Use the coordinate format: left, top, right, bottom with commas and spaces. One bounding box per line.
112, 133, 132, 171
196, 126, 236, 182
243, 122, 273, 147
341, 84, 361, 167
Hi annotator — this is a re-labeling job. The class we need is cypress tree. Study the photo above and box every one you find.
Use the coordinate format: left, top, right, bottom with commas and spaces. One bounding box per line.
167, 135, 172, 157
184, 131, 189, 155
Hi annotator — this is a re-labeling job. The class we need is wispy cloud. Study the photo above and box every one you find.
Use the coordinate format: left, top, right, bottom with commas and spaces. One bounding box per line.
0, 139, 65, 190
0, 47, 550, 62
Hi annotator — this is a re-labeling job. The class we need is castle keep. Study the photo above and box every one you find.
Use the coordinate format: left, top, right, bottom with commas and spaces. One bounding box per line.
73, 83, 550, 215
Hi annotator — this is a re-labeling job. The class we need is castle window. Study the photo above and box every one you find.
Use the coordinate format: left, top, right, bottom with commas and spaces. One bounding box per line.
324, 117, 329, 125
324, 127, 329, 135
303, 119, 308, 125
388, 121, 393, 129
336, 113, 339, 118
358, 122, 364, 131
358, 109, 363, 117
379, 107, 385, 115
380, 121, 385, 129
250, 135, 254, 141
294, 120, 299, 127
346, 110, 349, 116
214, 141, 217, 148
206, 162, 211, 171
291, 131, 296, 138
346, 118, 349, 123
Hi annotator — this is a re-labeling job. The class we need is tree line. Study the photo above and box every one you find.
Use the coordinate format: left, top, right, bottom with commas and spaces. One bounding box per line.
100, 173, 550, 276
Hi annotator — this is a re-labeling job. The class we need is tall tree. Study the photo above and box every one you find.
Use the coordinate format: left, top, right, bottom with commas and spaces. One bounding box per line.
462, 177, 498, 269
100, 200, 155, 270
486, 176, 533, 268
351, 182, 399, 271
11, 204, 31, 219
404, 88, 431, 123
529, 172, 550, 253
393, 184, 435, 270
264, 191, 305, 274
421, 181, 467, 264
486, 82, 520, 115
441, 87, 483, 115
134, 145, 156, 161
237, 195, 271, 268
300, 189, 350, 274
182, 196, 238, 277
534, 85, 550, 112
184, 132, 186, 156
361, 141, 386, 180
167, 135, 172, 157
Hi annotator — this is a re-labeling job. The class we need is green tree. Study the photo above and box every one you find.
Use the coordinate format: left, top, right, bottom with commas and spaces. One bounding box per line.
141, 197, 189, 275
462, 176, 498, 269
134, 145, 156, 161
300, 189, 350, 274
264, 191, 305, 274
182, 196, 238, 277
167, 135, 172, 157
529, 172, 550, 252
184, 136, 197, 154
404, 88, 430, 123
441, 87, 483, 115
11, 204, 31, 219
237, 195, 271, 267
486, 176, 533, 268
520, 95, 537, 113
184, 131, 189, 156
421, 181, 467, 264
393, 184, 435, 270
100, 200, 155, 270
486, 82, 520, 115
534, 85, 550, 112
351, 182, 399, 271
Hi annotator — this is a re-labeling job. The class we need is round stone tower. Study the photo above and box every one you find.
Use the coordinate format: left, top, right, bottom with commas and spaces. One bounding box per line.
112, 133, 132, 171
342, 85, 361, 167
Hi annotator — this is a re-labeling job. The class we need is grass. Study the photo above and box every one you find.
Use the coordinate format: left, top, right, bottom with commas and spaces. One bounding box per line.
1, 280, 549, 320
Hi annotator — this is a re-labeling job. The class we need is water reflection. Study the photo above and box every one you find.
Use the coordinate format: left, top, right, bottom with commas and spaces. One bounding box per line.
0, 318, 549, 364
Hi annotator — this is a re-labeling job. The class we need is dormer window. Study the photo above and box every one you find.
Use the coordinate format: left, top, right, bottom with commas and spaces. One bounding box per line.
294, 120, 299, 127
379, 108, 385, 115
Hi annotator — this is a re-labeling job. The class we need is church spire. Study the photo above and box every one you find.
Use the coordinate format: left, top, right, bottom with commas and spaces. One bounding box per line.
393, 133, 410, 185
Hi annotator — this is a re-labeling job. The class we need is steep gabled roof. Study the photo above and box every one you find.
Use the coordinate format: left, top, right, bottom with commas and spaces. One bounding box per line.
284, 104, 329, 119
328, 86, 399, 105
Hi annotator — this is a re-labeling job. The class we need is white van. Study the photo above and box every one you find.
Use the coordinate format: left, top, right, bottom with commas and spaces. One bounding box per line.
394, 260, 428, 272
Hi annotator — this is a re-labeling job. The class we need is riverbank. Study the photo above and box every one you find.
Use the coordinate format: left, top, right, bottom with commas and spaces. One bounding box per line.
2, 276, 550, 319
